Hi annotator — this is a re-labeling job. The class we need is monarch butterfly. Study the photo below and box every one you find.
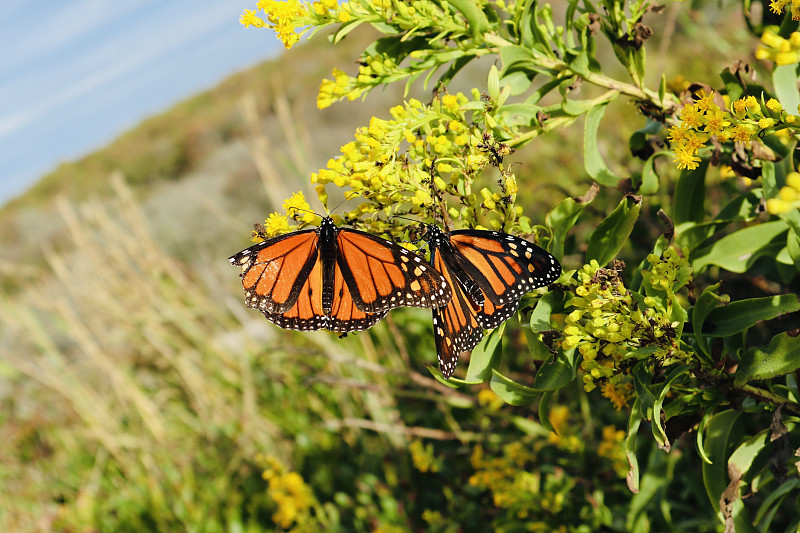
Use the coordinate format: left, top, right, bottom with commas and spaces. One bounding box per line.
424, 224, 561, 378
229, 216, 453, 332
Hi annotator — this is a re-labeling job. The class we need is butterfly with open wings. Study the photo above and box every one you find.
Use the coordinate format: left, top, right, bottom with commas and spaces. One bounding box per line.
229, 216, 453, 332
423, 224, 561, 378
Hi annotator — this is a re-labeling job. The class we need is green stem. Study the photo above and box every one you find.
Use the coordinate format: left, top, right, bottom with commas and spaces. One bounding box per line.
482, 33, 680, 113
739, 384, 800, 416
507, 90, 619, 148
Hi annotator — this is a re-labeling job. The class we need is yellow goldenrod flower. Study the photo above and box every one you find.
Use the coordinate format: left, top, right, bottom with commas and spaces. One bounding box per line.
240, 9, 266, 27
263, 212, 291, 237
703, 107, 730, 134
673, 146, 701, 170
767, 98, 784, 113
679, 104, 704, 128
283, 191, 316, 222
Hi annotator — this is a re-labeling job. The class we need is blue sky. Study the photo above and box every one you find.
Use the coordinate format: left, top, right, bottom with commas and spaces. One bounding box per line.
0, 1, 281, 204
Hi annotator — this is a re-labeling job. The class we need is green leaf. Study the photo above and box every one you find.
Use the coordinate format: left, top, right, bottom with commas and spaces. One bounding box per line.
625, 399, 642, 494
528, 290, 557, 332
773, 64, 800, 113
705, 294, 800, 338
735, 331, 800, 387
497, 103, 542, 128
692, 220, 790, 273
511, 413, 551, 437
487, 65, 500, 100
546, 184, 597, 260
701, 410, 743, 514
584, 104, 622, 186
651, 365, 691, 450
447, 0, 490, 41
673, 160, 709, 225
638, 151, 666, 196
426, 365, 480, 387
586, 195, 642, 267
787, 230, 800, 271
631, 361, 658, 426
464, 323, 505, 382
691, 282, 725, 365
489, 369, 543, 405
728, 430, 770, 484
755, 477, 800, 530
533, 348, 578, 390
537, 390, 554, 432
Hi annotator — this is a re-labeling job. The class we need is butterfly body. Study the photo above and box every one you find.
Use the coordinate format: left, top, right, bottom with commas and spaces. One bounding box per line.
229, 217, 452, 332
424, 224, 561, 378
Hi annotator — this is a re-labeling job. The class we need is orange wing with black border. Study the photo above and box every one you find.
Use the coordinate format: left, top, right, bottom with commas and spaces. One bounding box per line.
229, 230, 319, 315
336, 228, 452, 314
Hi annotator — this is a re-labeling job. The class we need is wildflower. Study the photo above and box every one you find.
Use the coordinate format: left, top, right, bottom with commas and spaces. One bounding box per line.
703, 107, 730, 134
757, 27, 800, 63
263, 212, 291, 237
240, 9, 266, 27
672, 146, 701, 170
601, 381, 632, 410
410, 440, 441, 473
283, 191, 316, 223
678, 104, 704, 128
257, 0, 309, 48
767, 98, 784, 114
597, 425, 628, 477
559, 256, 693, 391
730, 124, 754, 143
260, 456, 316, 529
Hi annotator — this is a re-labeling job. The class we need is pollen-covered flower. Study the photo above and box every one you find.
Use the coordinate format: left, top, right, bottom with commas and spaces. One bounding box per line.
240, 9, 266, 27
283, 191, 316, 223
259, 456, 317, 529
558, 255, 693, 392
255, 0, 310, 48
263, 212, 291, 237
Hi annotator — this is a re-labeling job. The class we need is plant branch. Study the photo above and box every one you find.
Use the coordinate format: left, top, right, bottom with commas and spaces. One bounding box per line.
738, 384, 800, 416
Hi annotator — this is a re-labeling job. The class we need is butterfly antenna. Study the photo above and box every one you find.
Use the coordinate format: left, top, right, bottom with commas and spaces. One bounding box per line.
328, 190, 361, 217
286, 205, 323, 221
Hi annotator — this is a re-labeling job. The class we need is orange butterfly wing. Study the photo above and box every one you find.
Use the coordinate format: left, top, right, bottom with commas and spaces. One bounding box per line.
230, 219, 451, 333
448, 230, 560, 310
260, 257, 386, 332
426, 226, 561, 378
229, 230, 319, 315
431, 250, 485, 379
336, 228, 452, 313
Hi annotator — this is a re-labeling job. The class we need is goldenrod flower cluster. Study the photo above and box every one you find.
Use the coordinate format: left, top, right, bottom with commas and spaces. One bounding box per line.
409, 439, 441, 473
469, 442, 572, 518
240, 0, 345, 48
668, 93, 798, 170
242, 0, 474, 52
309, 93, 523, 236
756, 27, 800, 65
767, 171, 800, 214
254, 191, 317, 240
560, 253, 693, 394
259, 455, 317, 529
596, 425, 628, 478
547, 405, 582, 453
768, 0, 800, 20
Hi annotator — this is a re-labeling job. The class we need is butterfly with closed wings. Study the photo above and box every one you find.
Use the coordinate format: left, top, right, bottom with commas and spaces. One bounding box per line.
423, 224, 561, 378
229, 216, 453, 332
